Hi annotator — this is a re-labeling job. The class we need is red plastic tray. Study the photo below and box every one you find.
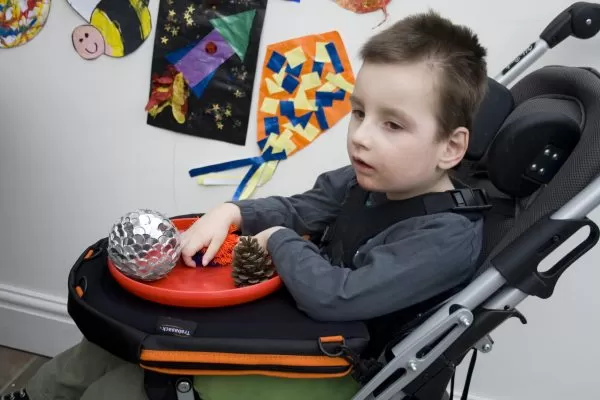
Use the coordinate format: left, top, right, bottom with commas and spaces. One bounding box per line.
107, 217, 282, 308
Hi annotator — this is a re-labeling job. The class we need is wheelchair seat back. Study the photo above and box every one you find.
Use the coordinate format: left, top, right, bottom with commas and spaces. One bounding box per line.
377, 65, 600, 361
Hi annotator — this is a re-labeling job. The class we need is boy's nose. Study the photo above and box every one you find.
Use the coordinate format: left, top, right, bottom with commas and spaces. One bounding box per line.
351, 124, 371, 149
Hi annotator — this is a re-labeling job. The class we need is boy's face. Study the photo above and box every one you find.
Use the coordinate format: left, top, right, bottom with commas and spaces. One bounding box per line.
347, 60, 468, 199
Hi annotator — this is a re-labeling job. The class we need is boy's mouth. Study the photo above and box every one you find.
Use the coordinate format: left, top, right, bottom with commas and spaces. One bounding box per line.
352, 156, 374, 171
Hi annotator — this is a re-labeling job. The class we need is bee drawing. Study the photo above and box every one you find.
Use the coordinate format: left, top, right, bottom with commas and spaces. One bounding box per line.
69, 0, 152, 60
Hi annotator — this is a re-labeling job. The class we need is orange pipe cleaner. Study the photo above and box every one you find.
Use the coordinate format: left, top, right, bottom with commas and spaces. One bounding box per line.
201, 225, 240, 266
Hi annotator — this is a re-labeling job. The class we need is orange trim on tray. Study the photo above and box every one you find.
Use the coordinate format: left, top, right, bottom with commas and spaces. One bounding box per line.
319, 335, 344, 343
140, 365, 352, 379
140, 350, 350, 367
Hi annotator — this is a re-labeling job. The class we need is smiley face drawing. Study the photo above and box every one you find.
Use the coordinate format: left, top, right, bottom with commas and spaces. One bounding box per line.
72, 25, 105, 59
68, 0, 151, 60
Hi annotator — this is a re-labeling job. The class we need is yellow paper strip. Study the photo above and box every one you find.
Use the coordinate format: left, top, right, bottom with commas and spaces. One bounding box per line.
285, 46, 307, 68
317, 82, 337, 92
258, 160, 279, 185
238, 159, 281, 199
274, 129, 296, 154
300, 72, 322, 91
315, 42, 331, 63
260, 97, 279, 114
293, 90, 316, 111
272, 67, 286, 85
196, 174, 243, 185
264, 133, 283, 153
326, 73, 355, 93
296, 122, 320, 141
265, 78, 284, 94
239, 164, 265, 199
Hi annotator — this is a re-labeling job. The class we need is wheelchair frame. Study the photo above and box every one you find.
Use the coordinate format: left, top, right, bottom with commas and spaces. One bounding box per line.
349, 2, 600, 399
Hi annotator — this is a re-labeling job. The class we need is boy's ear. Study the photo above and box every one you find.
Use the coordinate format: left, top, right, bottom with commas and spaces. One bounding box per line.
438, 127, 469, 170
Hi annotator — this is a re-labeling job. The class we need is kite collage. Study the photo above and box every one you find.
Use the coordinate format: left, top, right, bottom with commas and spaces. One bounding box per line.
1, 0, 391, 200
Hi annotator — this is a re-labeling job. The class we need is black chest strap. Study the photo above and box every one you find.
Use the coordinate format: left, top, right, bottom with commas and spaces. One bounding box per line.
319, 184, 491, 269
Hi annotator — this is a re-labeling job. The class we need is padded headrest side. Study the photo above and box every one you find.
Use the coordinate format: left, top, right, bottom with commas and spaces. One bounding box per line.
466, 78, 515, 161
486, 96, 583, 198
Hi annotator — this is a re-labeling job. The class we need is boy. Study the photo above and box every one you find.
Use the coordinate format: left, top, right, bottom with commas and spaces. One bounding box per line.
4, 10, 488, 400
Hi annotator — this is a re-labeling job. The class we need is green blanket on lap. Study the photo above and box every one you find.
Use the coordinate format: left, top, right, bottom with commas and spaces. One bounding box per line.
194, 374, 361, 400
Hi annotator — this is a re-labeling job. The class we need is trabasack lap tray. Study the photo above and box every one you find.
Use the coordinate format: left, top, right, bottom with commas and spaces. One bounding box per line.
66, 217, 370, 379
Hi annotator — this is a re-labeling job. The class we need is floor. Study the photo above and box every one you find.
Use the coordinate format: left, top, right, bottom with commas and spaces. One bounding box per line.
0, 346, 49, 396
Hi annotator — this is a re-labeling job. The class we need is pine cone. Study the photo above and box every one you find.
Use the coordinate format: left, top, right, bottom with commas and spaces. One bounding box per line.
231, 236, 275, 287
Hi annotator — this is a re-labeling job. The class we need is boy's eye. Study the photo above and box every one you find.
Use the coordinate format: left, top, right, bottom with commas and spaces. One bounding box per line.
352, 110, 365, 119
385, 121, 404, 131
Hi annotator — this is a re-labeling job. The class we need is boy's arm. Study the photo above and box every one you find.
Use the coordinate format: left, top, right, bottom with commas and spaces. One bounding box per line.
266, 213, 483, 322
231, 165, 354, 236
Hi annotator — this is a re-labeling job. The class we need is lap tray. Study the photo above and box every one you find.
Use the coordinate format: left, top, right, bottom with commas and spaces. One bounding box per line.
67, 236, 370, 379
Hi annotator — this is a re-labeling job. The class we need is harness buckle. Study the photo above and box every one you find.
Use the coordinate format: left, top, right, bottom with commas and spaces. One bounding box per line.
449, 188, 493, 211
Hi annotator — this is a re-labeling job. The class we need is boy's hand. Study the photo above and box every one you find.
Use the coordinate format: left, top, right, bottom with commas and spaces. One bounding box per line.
253, 226, 285, 251
181, 203, 242, 267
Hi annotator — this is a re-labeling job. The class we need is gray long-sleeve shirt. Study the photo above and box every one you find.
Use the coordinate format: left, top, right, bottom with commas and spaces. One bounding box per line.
233, 165, 483, 322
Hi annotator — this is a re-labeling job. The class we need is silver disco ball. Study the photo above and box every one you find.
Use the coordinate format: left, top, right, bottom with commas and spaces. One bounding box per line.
107, 209, 182, 281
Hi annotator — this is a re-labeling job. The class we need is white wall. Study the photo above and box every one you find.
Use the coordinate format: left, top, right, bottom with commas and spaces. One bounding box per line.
1, 0, 600, 399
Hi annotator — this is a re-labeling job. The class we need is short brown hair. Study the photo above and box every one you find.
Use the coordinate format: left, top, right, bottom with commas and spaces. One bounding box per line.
359, 10, 488, 138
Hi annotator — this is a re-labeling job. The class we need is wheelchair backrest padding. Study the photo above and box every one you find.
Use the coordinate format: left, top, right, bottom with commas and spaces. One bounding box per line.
467, 78, 515, 161
477, 66, 600, 273
486, 96, 583, 198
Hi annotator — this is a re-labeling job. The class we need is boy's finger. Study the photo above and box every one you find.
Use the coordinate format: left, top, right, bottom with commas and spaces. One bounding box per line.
202, 235, 225, 266
181, 236, 206, 267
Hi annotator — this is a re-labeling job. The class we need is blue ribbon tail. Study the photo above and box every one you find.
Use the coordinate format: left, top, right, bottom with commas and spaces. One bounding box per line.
231, 163, 262, 201
189, 157, 257, 177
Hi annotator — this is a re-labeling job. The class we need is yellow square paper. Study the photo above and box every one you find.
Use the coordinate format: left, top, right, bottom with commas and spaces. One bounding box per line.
315, 42, 331, 63
294, 90, 317, 111
317, 82, 337, 92
277, 129, 297, 154
260, 97, 279, 114
272, 66, 286, 85
265, 78, 284, 94
300, 72, 322, 91
285, 47, 307, 68
297, 123, 320, 141
326, 73, 355, 93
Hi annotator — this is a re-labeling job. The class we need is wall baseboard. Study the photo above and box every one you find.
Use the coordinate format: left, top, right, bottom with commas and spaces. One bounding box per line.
0, 283, 82, 357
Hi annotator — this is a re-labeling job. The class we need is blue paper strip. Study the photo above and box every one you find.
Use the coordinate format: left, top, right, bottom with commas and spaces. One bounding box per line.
285, 63, 303, 77
325, 42, 344, 73
189, 157, 257, 177
232, 163, 261, 200
315, 107, 329, 130
190, 150, 287, 178
190, 147, 287, 200
257, 137, 269, 150
267, 51, 286, 73
165, 41, 199, 65
191, 70, 216, 98
281, 74, 299, 93
312, 61, 324, 76
264, 116, 280, 135
296, 112, 313, 128
280, 101, 296, 120
315, 90, 346, 108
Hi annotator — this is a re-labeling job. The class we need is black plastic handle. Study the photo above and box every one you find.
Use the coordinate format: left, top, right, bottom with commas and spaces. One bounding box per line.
541, 2, 600, 48
492, 215, 600, 299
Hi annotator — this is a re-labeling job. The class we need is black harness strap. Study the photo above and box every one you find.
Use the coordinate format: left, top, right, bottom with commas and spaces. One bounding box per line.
319, 184, 492, 269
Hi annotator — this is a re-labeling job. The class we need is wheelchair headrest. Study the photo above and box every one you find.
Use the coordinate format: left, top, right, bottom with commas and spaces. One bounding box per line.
467, 78, 515, 160
466, 79, 583, 198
